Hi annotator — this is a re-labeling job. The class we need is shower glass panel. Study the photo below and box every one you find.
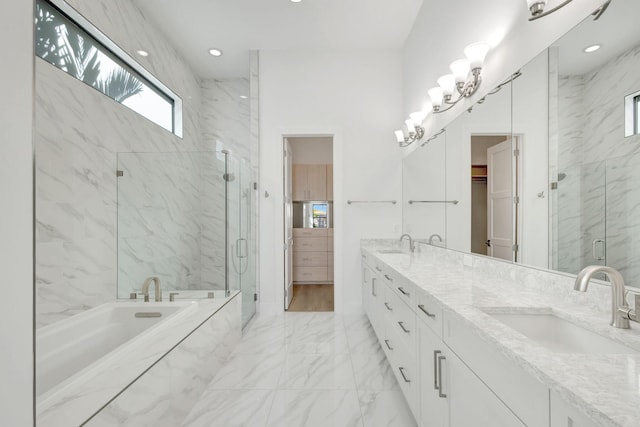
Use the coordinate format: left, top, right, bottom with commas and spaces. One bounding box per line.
551, 161, 606, 274
606, 153, 640, 288
116, 151, 255, 325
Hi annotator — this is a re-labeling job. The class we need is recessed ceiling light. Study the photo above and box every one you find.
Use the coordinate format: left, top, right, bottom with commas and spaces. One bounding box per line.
208, 48, 223, 57
290, 0, 303, 3
136, 50, 149, 57
583, 44, 601, 53
239, 95, 248, 99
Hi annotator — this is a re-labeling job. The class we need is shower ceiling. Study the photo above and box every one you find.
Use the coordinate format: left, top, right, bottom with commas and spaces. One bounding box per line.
132, 0, 423, 79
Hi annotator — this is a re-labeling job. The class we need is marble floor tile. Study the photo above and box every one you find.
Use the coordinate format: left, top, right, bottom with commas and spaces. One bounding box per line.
287, 326, 350, 354
181, 389, 275, 427
351, 350, 399, 391
206, 352, 285, 390
345, 326, 383, 354
358, 390, 418, 427
266, 389, 363, 427
278, 353, 357, 390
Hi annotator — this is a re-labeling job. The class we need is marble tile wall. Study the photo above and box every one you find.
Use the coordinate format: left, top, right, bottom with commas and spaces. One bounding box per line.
554, 43, 640, 286
35, 0, 256, 327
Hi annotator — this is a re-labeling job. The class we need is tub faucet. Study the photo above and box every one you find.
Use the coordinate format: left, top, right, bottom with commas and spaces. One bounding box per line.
399, 234, 415, 253
574, 265, 640, 329
428, 234, 443, 245
142, 277, 162, 302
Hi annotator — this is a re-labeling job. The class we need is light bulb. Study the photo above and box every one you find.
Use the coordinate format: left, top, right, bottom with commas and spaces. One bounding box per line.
405, 119, 416, 134
409, 111, 425, 127
464, 42, 490, 70
450, 59, 470, 84
428, 87, 444, 109
394, 130, 405, 143
437, 74, 456, 97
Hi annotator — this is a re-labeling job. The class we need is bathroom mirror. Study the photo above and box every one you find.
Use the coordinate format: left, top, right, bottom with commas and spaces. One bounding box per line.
443, 76, 513, 259
402, 130, 447, 245
548, 0, 640, 287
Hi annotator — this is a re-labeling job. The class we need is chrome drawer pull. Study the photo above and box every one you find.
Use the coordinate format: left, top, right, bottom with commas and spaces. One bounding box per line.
418, 304, 436, 318
384, 339, 393, 351
371, 278, 377, 297
384, 302, 393, 311
399, 367, 411, 383
375, 266, 382, 272
434, 350, 441, 390
437, 355, 447, 398
398, 321, 410, 334
398, 287, 410, 296
384, 274, 393, 281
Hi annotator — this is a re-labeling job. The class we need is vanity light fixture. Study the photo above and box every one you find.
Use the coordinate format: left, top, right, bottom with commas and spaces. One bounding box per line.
526, 0, 572, 21
394, 111, 426, 147
583, 44, 601, 53
427, 42, 490, 114
208, 48, 223, 57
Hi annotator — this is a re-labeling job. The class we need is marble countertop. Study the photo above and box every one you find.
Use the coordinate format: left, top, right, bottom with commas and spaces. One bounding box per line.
361, 240, 640, 427
37, 290, 240, 426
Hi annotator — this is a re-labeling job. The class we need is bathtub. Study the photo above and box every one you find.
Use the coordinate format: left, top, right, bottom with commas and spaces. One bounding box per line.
36, 301, 194, 397
37, 291, 241, 427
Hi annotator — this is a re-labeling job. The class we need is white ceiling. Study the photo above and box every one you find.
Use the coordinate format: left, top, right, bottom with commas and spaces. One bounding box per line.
554, 0, 640, 76
132, 0, 424, 79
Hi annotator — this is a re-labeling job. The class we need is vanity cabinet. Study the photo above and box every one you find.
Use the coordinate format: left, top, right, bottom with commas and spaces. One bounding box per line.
292, 164, 327, 201
418, 319, 525, 427
361, 251, 549, 427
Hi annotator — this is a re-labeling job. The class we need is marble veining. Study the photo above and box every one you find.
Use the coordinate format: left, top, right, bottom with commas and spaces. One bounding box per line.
362, 240, 640, 427
182, 311, 416, 427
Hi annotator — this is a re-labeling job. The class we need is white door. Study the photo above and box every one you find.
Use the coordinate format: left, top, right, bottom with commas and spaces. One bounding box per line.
284, 139, 294, 309
487, 139, 514, 261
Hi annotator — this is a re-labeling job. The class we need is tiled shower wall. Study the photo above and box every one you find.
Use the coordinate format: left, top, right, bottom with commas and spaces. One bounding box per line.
554, 43, 640, 285
35, 0, 253, 327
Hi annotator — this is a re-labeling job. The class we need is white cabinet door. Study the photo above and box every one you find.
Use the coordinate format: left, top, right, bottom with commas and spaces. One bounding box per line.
445, 350, 525, 427
550, 391, 599, 427
418, 320, 447, 427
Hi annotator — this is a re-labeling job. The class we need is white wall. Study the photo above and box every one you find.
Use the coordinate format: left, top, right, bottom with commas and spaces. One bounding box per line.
259, 49, 403, 313
0, 1, 34, 425
403, 0, 605, 146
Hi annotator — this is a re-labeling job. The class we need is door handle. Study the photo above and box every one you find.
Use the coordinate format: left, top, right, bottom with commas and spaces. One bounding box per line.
371, 278, 377, 297
434, 350, 441, 390
418, 304, 436, 318
384, 339, 393, 351
437, 355, 447, 398
398, 287, 410, 297
399, 367, 411, 383
384, 302, 393, 311
398, 321, 410, 334
592, 239, 605, 261
486, 239, 492, 247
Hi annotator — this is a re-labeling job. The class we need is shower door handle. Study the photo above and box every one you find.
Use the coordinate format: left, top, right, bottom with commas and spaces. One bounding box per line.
236, 238, 248, 258
592, 239, 605, 261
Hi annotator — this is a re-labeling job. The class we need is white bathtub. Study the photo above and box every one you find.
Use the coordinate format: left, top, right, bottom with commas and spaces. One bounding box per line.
36, 301, 194, 397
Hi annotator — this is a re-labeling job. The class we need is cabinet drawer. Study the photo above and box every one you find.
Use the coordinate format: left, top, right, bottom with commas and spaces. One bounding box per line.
444, 313, 548, 427
327, 253, 334, 267
383, 285, 417, 353
293, 237, 328, 252
293, 228, 328, 237
328, 266, 334, 280
416, 291, 443, 338
550, 390, 599, 427
327, 228, 334, 237
383, 271, 415, 306
387, 329, 419, 420
293, 251, 327, 267
327, 236, 334, 250
293, 267, 327, 282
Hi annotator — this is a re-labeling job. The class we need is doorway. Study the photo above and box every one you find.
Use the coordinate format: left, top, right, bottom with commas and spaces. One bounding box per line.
470, 135, 521, 262
283, 136, 334, 312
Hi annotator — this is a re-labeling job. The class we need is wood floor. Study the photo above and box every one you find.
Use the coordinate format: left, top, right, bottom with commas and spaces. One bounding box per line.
287, 284, 334, 312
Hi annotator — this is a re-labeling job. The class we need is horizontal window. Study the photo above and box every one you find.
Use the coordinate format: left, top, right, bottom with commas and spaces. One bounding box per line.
35, 0, 183, 136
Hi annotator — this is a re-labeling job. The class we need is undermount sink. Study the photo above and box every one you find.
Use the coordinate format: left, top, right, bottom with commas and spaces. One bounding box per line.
487, 310, 638, 354
377, 249, 404, 254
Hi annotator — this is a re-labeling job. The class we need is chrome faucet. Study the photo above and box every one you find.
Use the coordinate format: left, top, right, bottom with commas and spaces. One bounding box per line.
141, 277, 162, 302
574, 265, 640, 329
399, 234, 415, 253
428, 234, 443, 245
